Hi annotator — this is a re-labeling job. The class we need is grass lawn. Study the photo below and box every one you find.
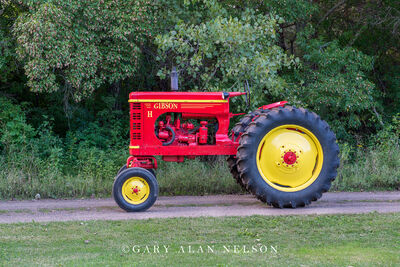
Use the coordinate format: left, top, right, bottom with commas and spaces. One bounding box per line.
0, 213, 399, 266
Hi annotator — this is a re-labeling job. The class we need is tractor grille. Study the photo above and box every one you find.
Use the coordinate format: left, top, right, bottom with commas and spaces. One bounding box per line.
132, 133, 141, 140
131, 103, 141, 110
131, 113, 141, 120
130, 102, 142, 142
132, 123, 141, 130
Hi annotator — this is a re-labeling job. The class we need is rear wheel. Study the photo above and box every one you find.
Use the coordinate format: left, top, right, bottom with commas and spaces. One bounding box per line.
113, 167, 158, 212
237, 106, 339, 208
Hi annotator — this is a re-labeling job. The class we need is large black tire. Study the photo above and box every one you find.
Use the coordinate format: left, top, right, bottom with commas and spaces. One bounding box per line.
113, 167, 158, 212
236, 106, 339, 208
227, 110, 265, 190
117, 165, 156, 177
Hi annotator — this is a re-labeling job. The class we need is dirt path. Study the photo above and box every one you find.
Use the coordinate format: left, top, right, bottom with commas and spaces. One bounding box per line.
0, 192, 399, 223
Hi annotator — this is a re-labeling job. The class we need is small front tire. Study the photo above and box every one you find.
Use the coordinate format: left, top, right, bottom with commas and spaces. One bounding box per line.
113, 167, 158, 212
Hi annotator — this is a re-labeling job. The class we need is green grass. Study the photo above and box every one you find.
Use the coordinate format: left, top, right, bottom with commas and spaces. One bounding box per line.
0, 213, 399, 266
0, 209, 33, 214
156, 157, 243, 196
332, 142, 400, 191
0, 155, 244, 200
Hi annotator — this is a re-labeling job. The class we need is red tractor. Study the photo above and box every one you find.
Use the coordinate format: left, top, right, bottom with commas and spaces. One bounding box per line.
113, 90, 339, 211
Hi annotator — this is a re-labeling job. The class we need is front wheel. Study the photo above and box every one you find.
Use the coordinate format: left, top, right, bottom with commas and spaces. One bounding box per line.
113, 167, 158, 212
237, 106, 339, 208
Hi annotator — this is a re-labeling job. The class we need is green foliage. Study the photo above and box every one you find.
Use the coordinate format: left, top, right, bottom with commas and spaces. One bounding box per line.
0, 97, 65, 198
0, 97, 34, 149
315, 0, 400, 124
0, 1, 25, 95
13, 0, 156, 101
373, 113, 400, 146
0, 96, 127, 198
285, 33, 376, 140
0, 2, 16, 81
334, 113, 400, 191
0, 27, 14, 80
334, 139, 400, 191
0, 0, 399, 198
157, 157, 243, 195
251, 0, 317, 23
156, 3, 293, 107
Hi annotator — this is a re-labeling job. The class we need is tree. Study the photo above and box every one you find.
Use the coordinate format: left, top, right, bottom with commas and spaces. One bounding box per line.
156, 1, 294, 107
315, 0, 400, 119
12, 0, 156, 102
0, 1, 23, 91
284, 30, 376, 141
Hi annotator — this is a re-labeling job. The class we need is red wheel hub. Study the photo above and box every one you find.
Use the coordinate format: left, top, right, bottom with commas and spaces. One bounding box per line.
283, 151, 297, 165
132, 187, 139, 194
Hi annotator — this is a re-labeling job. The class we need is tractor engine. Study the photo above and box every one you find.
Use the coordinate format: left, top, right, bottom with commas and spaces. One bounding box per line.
156, 114, 210, 146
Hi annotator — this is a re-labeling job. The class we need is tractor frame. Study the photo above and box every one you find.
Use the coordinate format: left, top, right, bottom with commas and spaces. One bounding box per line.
126, 91, 286, 169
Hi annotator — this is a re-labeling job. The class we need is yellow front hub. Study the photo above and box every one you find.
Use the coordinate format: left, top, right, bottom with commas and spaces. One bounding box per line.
256, 125, 323, 192
122, 177, 150, 204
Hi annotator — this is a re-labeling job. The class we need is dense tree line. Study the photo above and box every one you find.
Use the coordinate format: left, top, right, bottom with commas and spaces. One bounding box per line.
1, 0, 399, 139
0, 0, 399, 197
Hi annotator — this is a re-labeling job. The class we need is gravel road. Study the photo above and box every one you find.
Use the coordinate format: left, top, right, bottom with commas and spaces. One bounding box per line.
0, 192, 399, 223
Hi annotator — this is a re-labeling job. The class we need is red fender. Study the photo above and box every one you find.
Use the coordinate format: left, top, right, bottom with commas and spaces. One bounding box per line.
258, 101, 288, 110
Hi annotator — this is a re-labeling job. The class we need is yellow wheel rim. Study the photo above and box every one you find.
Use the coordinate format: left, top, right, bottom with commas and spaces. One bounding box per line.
122, 177, 150, 205
256, 124, 323, 192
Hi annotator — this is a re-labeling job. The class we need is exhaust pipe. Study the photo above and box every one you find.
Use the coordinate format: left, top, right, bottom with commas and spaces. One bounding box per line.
171, 66, 178, 91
